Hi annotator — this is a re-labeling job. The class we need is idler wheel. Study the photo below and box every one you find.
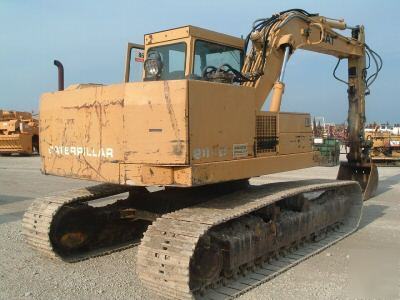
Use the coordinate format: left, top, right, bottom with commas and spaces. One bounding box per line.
50, 205, 99, 255
59, 232, 88, 249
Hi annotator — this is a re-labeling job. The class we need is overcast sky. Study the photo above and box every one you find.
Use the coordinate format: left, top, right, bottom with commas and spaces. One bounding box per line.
0, 0, 398, 123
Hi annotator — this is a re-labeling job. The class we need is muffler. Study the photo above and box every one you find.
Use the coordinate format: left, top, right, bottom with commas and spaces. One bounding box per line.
53, 60, 64, 91
337, 161, 378, 200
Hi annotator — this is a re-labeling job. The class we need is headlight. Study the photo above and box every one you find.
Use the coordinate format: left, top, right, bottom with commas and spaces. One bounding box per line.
144, 51, 163, 80
145, 60, 159, 76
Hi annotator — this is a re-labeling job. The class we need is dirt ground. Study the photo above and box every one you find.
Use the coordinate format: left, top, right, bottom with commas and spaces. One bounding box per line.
0, 156, 399, 299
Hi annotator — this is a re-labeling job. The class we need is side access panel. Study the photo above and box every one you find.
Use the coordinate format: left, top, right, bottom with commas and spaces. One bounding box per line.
188, 80, 256, 164
278, 112, 313, 155
122, 80, 188, 164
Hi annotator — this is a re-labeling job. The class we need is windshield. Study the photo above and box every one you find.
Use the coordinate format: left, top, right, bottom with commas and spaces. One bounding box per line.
193, 40, 243, 77
147, 42, 186, 80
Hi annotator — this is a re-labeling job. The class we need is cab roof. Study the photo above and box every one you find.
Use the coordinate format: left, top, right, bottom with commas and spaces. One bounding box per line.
144, 25, 244, 49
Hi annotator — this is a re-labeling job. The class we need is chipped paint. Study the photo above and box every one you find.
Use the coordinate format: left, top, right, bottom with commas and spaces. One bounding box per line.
61, 99, 124, 110
163, 81, 183, 155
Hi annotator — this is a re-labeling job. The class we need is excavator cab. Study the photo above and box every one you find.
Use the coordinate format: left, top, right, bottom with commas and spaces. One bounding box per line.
124, 26, 244, 83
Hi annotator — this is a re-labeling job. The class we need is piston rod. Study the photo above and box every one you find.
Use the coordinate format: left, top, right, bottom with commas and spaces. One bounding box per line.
279, 46, 291, 82
269, 46, 291, 112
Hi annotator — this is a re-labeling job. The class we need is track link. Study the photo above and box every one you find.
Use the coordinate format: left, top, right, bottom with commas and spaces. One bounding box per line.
22, 184, 133, 262
137, 179, 362, 299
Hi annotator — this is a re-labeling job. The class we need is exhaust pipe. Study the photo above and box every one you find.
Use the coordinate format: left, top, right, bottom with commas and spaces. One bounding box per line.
53, 60, 64, 91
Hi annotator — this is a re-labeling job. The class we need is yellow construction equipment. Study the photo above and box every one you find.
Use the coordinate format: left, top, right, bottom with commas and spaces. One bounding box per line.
0, 110, 39, 155
23, 9, 382, 299
366, 129, 400, 166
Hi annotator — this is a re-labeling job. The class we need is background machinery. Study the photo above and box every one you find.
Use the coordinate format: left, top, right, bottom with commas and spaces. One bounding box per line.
366, 126, 400, 166
23, 9, 381, 299
0, 110, 39, 155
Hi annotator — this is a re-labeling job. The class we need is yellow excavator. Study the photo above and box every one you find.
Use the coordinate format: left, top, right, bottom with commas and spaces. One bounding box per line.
23, 9, 382, 299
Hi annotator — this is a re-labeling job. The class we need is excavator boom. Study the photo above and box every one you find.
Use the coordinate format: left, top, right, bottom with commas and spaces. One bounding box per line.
238, 9, 379, 199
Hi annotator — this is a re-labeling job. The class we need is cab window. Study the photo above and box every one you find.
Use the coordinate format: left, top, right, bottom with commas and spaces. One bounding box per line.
193, 40, 243, 77
147, 42, 186, 80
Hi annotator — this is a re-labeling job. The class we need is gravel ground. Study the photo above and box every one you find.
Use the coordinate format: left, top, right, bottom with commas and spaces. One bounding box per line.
0, 156, 399, 299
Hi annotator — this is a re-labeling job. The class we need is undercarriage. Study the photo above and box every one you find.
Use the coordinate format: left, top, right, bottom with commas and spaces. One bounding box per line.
22, 180, 249, 262
23, 179, 362, 299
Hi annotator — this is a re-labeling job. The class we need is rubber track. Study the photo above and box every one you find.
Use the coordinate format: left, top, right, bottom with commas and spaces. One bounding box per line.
137, 179, 362, 300
22, 183, 133, 262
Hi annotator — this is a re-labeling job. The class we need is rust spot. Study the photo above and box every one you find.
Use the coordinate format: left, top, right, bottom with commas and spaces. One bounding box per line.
124, 151, 138, 160
172, 143, 183, 156
163, 81, 182, 155
61, 99, 124, 110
